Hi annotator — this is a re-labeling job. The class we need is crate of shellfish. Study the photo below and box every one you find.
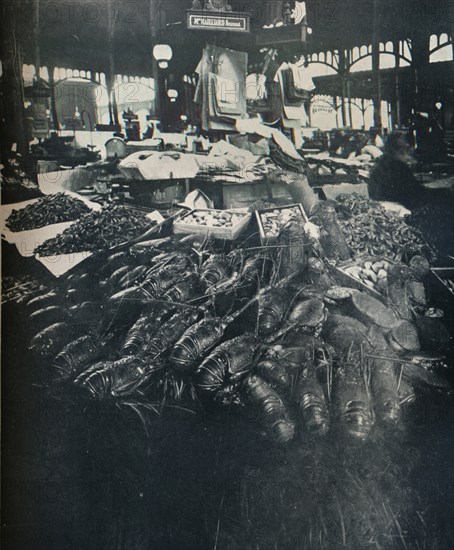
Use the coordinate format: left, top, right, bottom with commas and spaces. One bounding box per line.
173, 209, 252, 240
255, 204, 308, 244
332, 257, 396, 301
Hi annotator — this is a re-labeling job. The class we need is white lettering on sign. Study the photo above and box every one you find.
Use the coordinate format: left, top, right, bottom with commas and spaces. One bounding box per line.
188, 12, 249, 32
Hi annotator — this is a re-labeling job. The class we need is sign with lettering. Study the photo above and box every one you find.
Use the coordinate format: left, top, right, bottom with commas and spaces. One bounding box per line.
256, 23, 308, 46
187, 10, 250, 33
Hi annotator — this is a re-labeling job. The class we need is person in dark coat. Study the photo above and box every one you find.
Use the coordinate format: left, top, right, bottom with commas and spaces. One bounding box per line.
368, 134, 422, 207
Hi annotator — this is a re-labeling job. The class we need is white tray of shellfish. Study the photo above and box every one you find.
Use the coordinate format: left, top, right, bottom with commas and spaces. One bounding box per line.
173, 209, 251, 240
255, 204, 309, 244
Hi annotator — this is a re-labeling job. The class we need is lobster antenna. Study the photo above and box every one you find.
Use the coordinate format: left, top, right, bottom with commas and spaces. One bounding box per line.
221, 294, 257, 327
220, 269, 300, 327
265, 321, 300, 344
236, 229, 262, 248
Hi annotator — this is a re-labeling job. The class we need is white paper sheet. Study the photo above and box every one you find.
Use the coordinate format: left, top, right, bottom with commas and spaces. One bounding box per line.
38, 165, 103, 195
3, 221, 75, 258
35, 251, 93, 278
235, 119, 302, 160
1, 192, 101, 258
119, 151, 201, 181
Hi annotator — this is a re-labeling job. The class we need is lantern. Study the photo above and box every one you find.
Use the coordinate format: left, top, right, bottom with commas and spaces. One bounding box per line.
153, 44, 173, 69
167, 89, 178, 103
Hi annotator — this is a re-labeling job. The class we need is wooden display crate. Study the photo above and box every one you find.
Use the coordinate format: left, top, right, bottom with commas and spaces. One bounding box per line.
331, 264, 383, 301
330, 256, 397, 302
173, 209, 251, 240
255, 203, 308, 244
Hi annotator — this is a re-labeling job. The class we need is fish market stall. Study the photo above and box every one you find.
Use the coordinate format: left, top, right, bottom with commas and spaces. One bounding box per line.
2, 1, 454, 548
2, 102, 454, 550
3, 164, 453, 548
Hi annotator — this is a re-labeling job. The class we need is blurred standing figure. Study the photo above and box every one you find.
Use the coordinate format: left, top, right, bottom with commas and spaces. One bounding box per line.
368, 134, 422, 207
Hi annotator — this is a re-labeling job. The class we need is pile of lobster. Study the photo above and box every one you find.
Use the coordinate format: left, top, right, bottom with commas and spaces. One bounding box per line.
23, 220, 452, 446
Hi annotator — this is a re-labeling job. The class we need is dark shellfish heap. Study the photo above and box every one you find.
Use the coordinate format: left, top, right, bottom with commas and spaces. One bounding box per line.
5, 193, 91, 232
34, 204, 155, 256
336, 194, 427, 260
21, 212, 452, 448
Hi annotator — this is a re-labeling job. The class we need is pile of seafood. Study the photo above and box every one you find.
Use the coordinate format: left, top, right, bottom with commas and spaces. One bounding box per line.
23, 222, 452, 447
5, 193, 91, 232
337, 199, 427, 260
342, 259, 391, 292
178, 210, 246, 228
34, 204, 155, 256
336, 193, 382, 217
1, 157, 38, 192
258, 206, 305, 239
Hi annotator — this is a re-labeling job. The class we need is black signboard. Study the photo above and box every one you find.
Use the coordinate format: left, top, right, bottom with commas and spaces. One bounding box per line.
187, 10, 250, 33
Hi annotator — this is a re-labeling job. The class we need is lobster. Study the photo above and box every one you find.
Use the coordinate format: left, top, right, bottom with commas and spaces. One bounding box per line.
321, 314, 370, 352
129, 237, 173, 262
29, 306, 67, 333
68, 302, 102, 325
295, 361, 330, 437
107, 265, 133, 289
333, 355, 374, 442
65, 272, 93, 289
75, 356, 162, 400
254, 357, 292, 392
306, 257, 334, 291
163, 273, 200, 303
29, 322, 77, 358
204, 272, 241, 316
75, 308, 199, 399
235, 255, 273, 300
53, 335, 102, 378
278, 339, 331, 437
169, 316, 226, 372
99, 250, 134, 278
170, 272, 300, 373
276, 218, 309, 279
257, 287, 292, 336
366, 326, 401, 427
322, 316, 400, 434
75, 309, 202, 400
27, 291, 61, 313
242, 374, 295, 445
121, 303, 176, 355
65, 288, 93, 306
195, 335, 263, 404
272, 298, 327, 344
142, 308, 202, 361
369, 356, 401, 427
141, 255, 195, 291
117, 265, 149, 290
108, 262, 195, 305
169, 295, 260, 373
205, 254, 273, 316
200, 254, 233, 287
121, 314, 149, 355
